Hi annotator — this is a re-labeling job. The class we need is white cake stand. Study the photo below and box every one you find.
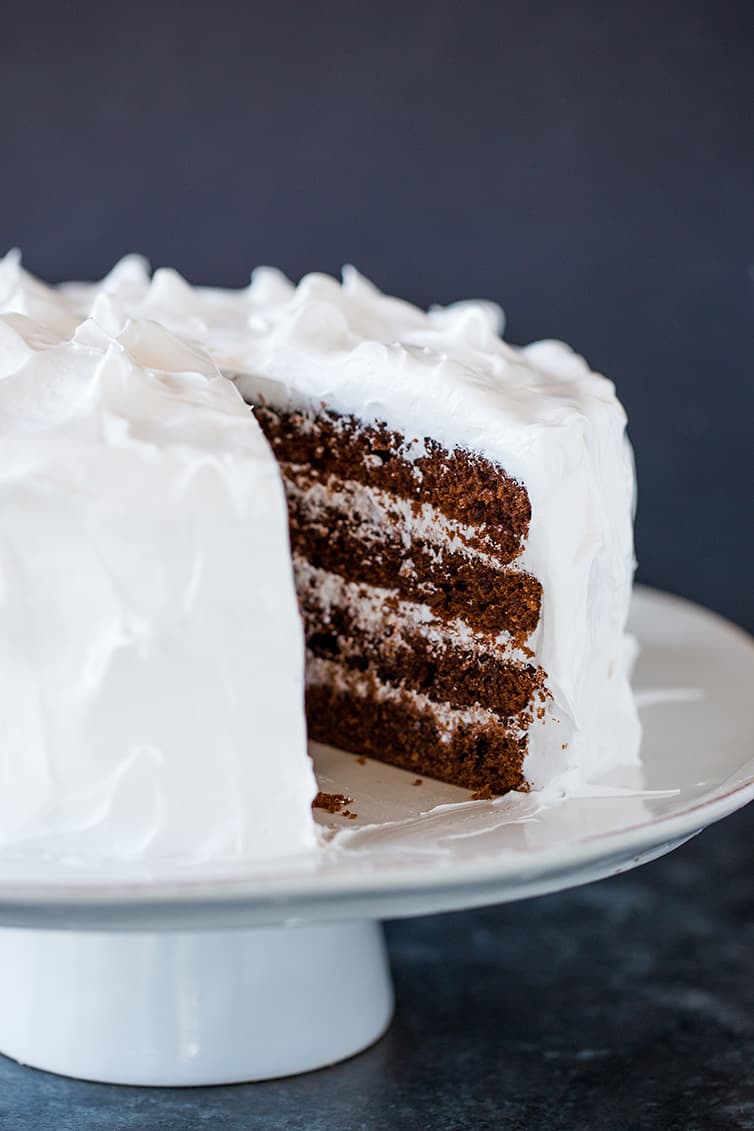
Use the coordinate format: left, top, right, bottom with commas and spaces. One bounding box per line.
0, 587, 751, 1086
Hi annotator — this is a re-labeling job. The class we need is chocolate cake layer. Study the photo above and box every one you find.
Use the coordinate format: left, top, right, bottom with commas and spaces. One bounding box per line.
285, 487, 542, 639
300, 585, 544, 718
306, 681, 528, 794
255, 405, 530, 562
283, 466, 504, 562
306, 637, 538, 718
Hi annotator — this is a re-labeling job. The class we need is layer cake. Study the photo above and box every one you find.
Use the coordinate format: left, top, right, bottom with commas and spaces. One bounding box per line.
0, 251, 641, 861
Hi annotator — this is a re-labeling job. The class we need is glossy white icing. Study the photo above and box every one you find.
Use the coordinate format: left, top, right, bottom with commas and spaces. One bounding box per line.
0, 273, 316, 861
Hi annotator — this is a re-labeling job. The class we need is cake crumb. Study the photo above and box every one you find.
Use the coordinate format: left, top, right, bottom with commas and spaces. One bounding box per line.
312, 791, 353, 814
561, 742, 568, 750
356, 756, 367, 766
471, 784, 495, 801
412, 778, 423, 786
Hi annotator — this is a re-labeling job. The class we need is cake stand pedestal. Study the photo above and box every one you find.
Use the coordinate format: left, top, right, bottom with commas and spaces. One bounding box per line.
0, 921, 393, 1085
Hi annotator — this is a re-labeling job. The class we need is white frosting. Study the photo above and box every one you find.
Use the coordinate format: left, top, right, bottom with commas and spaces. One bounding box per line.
64, 256, 641, 791
0, 267, 317, 861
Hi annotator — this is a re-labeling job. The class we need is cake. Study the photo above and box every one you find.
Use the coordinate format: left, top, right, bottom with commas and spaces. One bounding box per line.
0, 250, 640, 861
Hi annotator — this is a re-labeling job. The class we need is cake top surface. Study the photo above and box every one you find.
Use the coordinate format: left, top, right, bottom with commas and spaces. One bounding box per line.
49, 252, 627, 475
1, 248, 628, 474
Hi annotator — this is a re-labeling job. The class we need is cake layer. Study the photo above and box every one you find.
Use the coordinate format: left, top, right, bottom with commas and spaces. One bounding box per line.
284, 484, 542, 639
255, 405, 531, 562
297, 563, 545, 718
283, 466, 505, 563
306, 661, 528, 794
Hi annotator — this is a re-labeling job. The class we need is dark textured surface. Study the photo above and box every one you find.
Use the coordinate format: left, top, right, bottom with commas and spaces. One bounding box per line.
1, 0, 753, 631
1, 803, 752, 1130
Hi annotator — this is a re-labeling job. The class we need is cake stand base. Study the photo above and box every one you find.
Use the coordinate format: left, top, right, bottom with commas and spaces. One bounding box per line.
0, 920, 394, 1085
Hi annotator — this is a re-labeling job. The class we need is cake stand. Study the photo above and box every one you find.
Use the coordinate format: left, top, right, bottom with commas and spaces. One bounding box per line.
0, 587, 751, 1086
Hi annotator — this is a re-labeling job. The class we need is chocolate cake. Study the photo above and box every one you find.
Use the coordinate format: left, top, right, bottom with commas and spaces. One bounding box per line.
0, 252, 642, 867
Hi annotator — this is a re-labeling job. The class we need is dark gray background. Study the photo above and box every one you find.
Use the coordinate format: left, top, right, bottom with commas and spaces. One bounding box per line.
2, 0, 752, 628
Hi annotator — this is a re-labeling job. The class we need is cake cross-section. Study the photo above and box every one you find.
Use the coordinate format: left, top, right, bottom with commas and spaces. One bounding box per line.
256, 405, 547, 794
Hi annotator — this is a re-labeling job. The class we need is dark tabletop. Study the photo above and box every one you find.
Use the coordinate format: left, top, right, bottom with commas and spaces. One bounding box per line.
2, 802, 751, 1131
